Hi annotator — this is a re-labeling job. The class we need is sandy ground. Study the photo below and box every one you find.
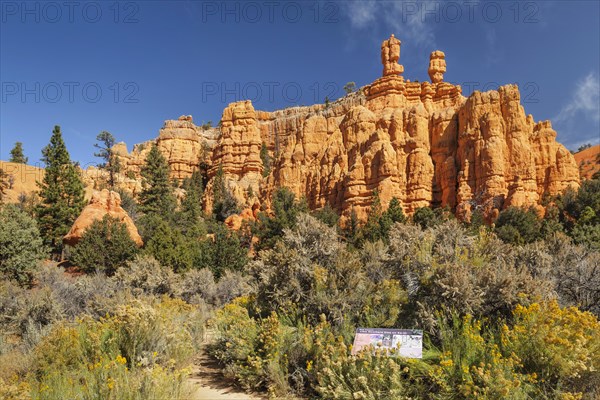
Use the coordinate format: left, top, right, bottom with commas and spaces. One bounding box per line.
187, 334, 265, 400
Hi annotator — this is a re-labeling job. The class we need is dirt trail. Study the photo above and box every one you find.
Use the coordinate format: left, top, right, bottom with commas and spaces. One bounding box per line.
187, 333, 264, 400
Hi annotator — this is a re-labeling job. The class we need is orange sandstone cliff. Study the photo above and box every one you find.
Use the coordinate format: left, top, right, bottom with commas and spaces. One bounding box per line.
197, 35, 578, 221
74, 36, 581, 222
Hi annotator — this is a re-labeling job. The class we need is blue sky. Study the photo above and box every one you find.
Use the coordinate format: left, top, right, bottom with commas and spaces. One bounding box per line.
1, 0, 599, 167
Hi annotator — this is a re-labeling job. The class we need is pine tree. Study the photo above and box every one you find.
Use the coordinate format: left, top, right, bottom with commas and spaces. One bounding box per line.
212, 164, 239, 222
143, 217, 195, 272
195, 223, 248, 278
139, 143, 176, 217
37, 126, 85, 256
385, 197, 406, 224
254, 187, 307, 250
94, 131, 121, 189
312, 203, 339, 227
260, 142, 271, 177
179, 169, 204, 228
343, 208, 361, 248
362, 190, 385, 243
9, 142, 28, 164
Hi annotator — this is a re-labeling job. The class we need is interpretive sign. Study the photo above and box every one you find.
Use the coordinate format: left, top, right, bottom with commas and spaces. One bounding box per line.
351, 328, 423, 358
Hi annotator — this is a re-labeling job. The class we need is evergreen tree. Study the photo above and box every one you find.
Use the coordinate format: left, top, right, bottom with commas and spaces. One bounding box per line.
254, 187, 308, 250
312, 203, 339, 228
94, 131, 121, 189
69, 215, 138, 275
385, 197, 406, 224
260, 142, 271, 177
9, 142, 28, 164
413, 206, 440, 230
37, 126, 85, 256
494, 206, 542, 245
139, 144, 176, 217
212, 164, 239, 222
195, 223, 248, 278
357, 193, 406, 244
362, 190, 385, 243
0, 204, 47, 286
143, 217, 195, 272
343, 81, 357, 94
345, 208, 360, 246
180, 170, 204, 222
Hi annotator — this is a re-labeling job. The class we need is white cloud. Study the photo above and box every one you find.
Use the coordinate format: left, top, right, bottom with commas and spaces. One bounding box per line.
342, 1, 436, 47
345, 1, 377, 28
555, 72, 600, 123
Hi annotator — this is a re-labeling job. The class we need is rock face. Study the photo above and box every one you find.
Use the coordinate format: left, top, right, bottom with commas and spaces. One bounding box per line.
64, 189, 143, 247
107, 115, 218, 185
206, 101, 264, 209
86, 35, 579, 223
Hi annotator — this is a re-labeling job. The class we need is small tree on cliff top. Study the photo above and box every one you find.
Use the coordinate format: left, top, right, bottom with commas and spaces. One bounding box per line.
9, 142, 28, 164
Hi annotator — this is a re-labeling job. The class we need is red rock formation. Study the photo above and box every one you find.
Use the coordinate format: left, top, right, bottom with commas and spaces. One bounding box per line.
381, 34, 404, 77
109, 115, 217, 184
205, 100, 264, 209
428, 51, 446, 84
64, 189, 142, 247
89, 35, 579, 224
225, 201, 260, 230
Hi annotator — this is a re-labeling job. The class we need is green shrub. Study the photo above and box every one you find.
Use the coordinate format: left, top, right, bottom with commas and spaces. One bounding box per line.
412, 206, 440, 229
254, 187, 308, 250
250, 214, 407, 329
494, 206, 543, 244
213, 299, 600, 400
142, 216, 195, 272
0, 204, 47, 286
69, 215, 139, 275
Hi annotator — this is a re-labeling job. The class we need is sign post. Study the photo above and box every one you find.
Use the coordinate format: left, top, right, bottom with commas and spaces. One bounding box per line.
351, 328, 423, 358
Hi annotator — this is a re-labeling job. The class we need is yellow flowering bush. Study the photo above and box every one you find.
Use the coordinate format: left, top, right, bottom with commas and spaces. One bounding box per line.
214, 298, 600, 399
505, 300, 600, 398
429, 313, 537, 399
26, 297, 203, 400
211, 301, 293, 396
0, 377, 30, 400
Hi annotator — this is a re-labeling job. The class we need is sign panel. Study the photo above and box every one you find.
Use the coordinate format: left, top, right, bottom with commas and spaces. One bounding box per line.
351, 328, 423, 358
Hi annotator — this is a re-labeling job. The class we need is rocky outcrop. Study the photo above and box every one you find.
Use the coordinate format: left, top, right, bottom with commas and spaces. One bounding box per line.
428, 51, 446, 84
64, 189, 143, 246
206, 101, 264, 209
79, 35, 579, 223
224, 201, 260, 230
107, 115, 218, 185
